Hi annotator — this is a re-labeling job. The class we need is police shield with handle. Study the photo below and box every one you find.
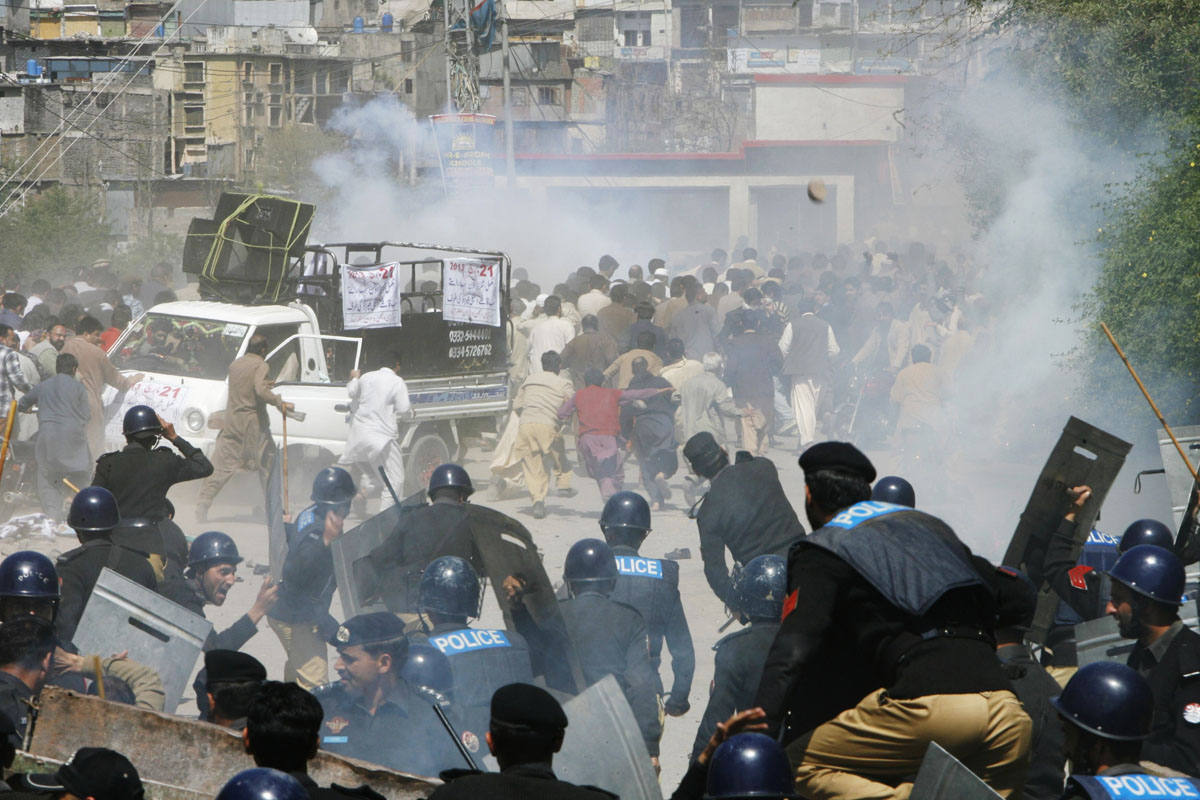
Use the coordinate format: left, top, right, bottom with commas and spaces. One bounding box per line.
1103, 544, 1200, 775
415, 555, 535, 760
55, 486, 157, 642
267, 467, 356, 690
599, 491, 695, 724
1054, 661, 1200, 799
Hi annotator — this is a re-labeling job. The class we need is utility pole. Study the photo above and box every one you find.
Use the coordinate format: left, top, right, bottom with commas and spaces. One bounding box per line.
444, 0, 480, 111
500, 0, 514, 185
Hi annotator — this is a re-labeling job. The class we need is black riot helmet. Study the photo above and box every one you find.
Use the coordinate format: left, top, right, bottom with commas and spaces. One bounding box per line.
1051, 661, 1153, 741
68, 487, 120, 535
563, 538, 618, 597
0, 551, 59, 600
122, 405, 162, 438
418, 556, 483, 619
428, 463, 474, 500
870, 475, 915, 508
1119, 519, 1174, 553
705, 733, 796, 799
599, 492, 651, 548
733, 555, 786, 621
0, 551, 60, 623
311, 467, 356, 506
216, 769, 307, 800
188, 531, 243, 573
401, 642, 455, 706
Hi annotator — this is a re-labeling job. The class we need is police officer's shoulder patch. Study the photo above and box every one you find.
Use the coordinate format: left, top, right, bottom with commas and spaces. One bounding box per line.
1184, 703, 1200, 725
297, 506, 318, 531
325, 716, 350, 734
461, 730, 480, 752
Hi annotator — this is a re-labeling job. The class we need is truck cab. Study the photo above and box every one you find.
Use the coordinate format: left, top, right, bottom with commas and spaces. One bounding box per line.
105, 240, 512, 502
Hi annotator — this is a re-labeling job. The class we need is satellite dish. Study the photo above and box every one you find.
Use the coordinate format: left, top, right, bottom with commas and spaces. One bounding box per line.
284, 22, 319, 44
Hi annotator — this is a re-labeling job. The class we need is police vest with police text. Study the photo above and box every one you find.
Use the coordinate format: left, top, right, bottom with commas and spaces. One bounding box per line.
1067, 773, 1200, 799
609, 549, 683, 681
427, 626, 535, 711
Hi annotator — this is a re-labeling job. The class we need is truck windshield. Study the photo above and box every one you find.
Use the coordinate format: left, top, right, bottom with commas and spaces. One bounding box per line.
111, 314, 248, 380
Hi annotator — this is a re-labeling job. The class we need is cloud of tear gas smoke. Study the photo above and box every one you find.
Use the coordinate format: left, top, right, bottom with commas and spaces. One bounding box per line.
308, 97, 721, 283
914, 66, 1170, 556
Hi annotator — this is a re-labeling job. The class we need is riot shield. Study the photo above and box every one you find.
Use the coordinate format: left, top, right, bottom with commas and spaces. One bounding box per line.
333, 500, 585, 690
72, 568, 211, 713
555, 675, 662, 800
27, 686, 437, 799
1157, 425, 1200, 531
332, 491, 427, 618
1002, 417, 1131, 644
909, 742, 1002, 800
1075, 609, 1200, 668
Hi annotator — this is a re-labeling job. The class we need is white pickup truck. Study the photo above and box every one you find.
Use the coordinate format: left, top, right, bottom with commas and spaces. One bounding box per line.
103, 242, 512, 501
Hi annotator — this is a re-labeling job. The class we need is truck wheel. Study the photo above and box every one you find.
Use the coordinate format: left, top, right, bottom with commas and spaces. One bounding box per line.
404, 434, 450, 496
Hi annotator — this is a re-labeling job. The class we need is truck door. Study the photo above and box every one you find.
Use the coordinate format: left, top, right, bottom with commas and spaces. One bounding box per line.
264, 335, 363, 489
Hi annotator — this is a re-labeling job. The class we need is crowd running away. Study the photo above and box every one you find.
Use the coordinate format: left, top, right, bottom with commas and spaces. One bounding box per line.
0, 248, 1193, 800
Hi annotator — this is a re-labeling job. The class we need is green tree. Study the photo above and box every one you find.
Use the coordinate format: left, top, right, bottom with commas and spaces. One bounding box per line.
0, 187, 112, 284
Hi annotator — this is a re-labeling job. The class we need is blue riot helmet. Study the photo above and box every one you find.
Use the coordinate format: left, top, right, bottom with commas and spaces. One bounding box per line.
188, 531, 243, 572
311, 467, 355, 506
418, 556, 483, 619
1119, 519, 1174, 553
870, 476, 915, 508
1051, 662, 1153, 741
122, 405, 162, 438
68, 486, 120, 535
0, 551, 59, 623
1108, 544, 1186, 606
563, 538, 618, 596
401, 641, 455, 705
216, 769, 307, 800
599, 491, 651, 535
733, 555, 786, 621
705, 733, 796, 799
428, 463, 474, 499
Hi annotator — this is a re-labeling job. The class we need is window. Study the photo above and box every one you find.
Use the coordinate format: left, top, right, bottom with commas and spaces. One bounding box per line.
317, 69, 329, 93
184, 105, 204, 128
404, 78, 413, 93
269, 62, 282, 84
332, 71, 348, 93
258, 324, 303, 382
184, 61, 203, 83
243, 92, 255, 125
242, 61, 254, 82
537, 86, 559, 105
401, 39, 415, 62
269, 106, 282, 127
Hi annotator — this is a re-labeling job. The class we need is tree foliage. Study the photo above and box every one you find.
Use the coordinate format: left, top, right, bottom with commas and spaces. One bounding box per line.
0, 187, 112, 283
997, 0, 1200, 421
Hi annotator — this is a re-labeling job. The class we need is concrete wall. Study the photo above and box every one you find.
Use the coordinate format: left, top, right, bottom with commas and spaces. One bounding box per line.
755, 81, 904, 141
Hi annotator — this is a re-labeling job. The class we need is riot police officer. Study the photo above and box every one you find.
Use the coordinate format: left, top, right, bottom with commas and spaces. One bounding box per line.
1104, 544, 1200, 774
56, 486, 156, 641
356, 464, 480, 614
870, 475, 915, 507
690, 554, 784, 761
91, 404, 213, 523
0, 551, 59, 624
159, 532, 278, 652
599, 491, 694, 722
557, 538, 662, 768
1053, 662, 1200, 798
1039, 485, 1171, 681
267, 467, 355, 690
317, 612, 461, 777
416, 555, 534, 759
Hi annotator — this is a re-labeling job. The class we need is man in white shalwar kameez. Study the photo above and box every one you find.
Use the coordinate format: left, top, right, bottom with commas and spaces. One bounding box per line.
339, 354, 412, 510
